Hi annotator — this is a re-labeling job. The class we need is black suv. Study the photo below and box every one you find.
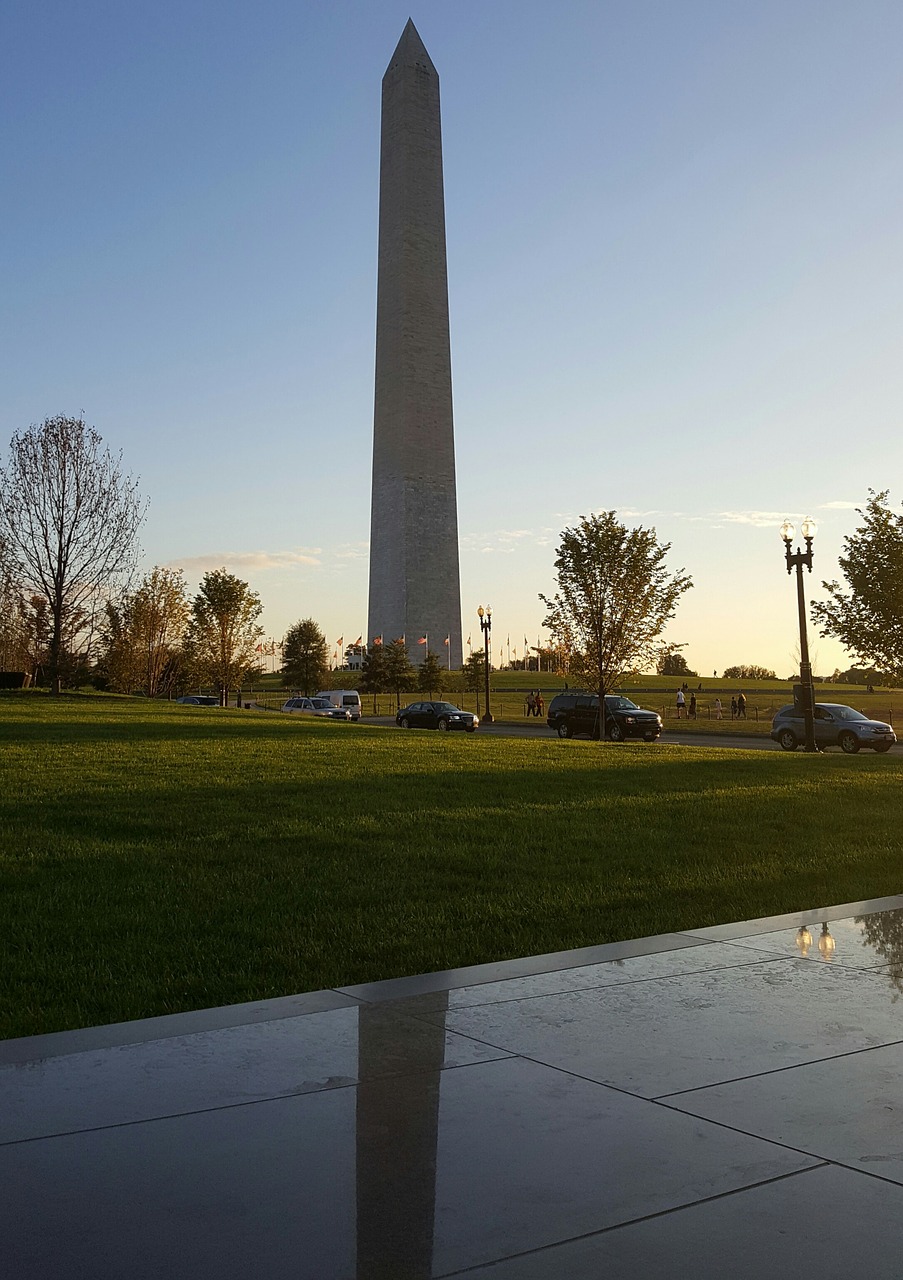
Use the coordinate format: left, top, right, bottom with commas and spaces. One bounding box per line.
547, 692, 663, 742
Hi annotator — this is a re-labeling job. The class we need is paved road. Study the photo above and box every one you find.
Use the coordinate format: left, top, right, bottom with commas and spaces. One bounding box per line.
368, 714, 778, 750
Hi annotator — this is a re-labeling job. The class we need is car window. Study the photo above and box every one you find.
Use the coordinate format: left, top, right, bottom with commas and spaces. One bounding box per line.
606, 697, 638, 711
575, 695, 594, 709
342, 696, 359, 706
435, 703, 459, 713
831, 706, 867, 722
551, 695, 575, 711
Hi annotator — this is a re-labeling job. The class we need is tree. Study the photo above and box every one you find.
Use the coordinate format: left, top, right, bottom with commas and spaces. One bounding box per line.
418, 649, 446, 698
0, 415, 147, 693
812, 490, 903, 686
361, 643, 389, 712
282, 619, 330, 695
183, 569, 265, 706
722, 664, 777, 680
383, 639, 416, 711
461, 648, 486, 713
101, 567, 191, 696
0, 537, 28, 673
540, 512, 692, 738
656, 647, 697, 677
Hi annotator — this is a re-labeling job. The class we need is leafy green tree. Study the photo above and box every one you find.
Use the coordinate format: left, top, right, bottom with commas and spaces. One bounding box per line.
282, 618, 330, 695
0, 415, 147, 693
812, 490, 903, 686
361, 643, 389, 712
102, 567, 190, 696
722, 664, 777, 680
541, 512, 692, 738
183, 569, 265, 706
417, 649, 446, 698
384, 639, 416, 711
461, 648, 485, 713
656, 647, 697, 677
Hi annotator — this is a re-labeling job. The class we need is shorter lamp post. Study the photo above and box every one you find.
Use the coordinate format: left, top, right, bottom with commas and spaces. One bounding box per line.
780, 517, 818, 753
477, 605, 493, 723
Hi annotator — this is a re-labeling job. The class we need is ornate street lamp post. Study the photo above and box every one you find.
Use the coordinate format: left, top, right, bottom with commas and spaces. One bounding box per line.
780, 517, 818, 753
477, 605, 493, 723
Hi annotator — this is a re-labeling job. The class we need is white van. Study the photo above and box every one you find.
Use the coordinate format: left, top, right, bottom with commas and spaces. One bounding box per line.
316, 690, 362, 721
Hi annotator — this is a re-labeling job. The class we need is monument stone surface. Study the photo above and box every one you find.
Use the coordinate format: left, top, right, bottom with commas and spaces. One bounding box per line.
367, 19, 463, 668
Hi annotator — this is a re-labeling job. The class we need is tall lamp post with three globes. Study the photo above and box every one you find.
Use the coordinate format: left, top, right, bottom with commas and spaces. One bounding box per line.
477, 605, 493, 723
780, 517, 818, 754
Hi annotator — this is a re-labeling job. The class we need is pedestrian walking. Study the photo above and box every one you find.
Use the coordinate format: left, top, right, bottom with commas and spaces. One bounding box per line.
525, 691, 535, 717
676, 689, 686, 719
737, 692, 747, 719
534, 691, 544, 718
714, 697, 723, 720
689, 693, 697, 719
730, 697, 738, 719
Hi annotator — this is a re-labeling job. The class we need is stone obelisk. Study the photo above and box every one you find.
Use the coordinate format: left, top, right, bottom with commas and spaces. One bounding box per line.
367, 19, 463, 668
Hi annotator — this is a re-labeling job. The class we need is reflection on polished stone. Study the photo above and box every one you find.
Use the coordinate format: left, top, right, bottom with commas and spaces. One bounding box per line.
710, 910, 903, 976
460, 1165, 903, 1278
438, 960, 903, 1097
664, 1037, 903, 1183
0, 1054, 815, 1279
379, 941, 785, 1016
0, 1001, 510, 1144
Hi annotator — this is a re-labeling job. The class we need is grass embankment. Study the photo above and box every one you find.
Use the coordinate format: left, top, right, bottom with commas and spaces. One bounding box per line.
2, 694, 902, 1039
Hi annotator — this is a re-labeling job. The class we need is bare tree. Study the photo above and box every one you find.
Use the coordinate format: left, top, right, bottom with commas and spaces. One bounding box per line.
0, 416, 147, 693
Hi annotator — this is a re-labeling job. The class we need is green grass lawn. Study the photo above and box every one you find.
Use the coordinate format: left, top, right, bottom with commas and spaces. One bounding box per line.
2, 693, 902, 1039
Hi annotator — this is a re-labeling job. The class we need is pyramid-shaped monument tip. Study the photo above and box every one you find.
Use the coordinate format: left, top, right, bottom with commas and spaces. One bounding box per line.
386, 18, 436, 75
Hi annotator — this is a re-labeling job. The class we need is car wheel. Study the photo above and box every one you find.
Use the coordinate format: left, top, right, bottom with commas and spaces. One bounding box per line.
465, 725, 476, 733
438, 718, 449, 731
400, 717, 410, 729
778, 729, 798, 752
643, 733, 657, 742
874, 743, 892, 753
839, 731, 860, 754
557, 722, 570, 739
607, 721, 624, 742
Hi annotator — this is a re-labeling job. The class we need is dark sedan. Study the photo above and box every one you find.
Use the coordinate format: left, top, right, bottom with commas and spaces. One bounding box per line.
396, 701, 479, 732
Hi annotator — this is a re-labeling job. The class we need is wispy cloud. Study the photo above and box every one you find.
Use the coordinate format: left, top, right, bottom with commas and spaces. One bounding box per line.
710, 510, 799, 529
818, 500, 858, 510
166, 549, 321, 573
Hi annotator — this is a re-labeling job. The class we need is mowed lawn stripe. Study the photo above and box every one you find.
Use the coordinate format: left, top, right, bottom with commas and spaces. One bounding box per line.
1, 694, 901, 1037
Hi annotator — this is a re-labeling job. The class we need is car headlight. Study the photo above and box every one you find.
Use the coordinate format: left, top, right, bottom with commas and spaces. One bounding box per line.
624, 717, 636, 724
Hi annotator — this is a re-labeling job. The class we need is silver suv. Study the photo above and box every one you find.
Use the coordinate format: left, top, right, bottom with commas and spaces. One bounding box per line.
771, 703, 896, 754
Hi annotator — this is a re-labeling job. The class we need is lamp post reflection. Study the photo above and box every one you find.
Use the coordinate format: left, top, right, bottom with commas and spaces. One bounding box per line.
817, 923, 836, 961
795, 926, 813, 958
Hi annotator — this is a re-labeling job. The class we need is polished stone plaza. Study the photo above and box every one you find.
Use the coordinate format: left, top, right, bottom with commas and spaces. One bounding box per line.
5, 895, 903, 1277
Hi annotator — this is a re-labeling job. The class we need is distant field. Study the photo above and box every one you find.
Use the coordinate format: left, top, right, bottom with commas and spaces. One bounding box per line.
3, 693, 902, 1039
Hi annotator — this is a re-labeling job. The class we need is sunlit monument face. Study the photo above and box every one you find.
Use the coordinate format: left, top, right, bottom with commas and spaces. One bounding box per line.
367, 20, 463, 668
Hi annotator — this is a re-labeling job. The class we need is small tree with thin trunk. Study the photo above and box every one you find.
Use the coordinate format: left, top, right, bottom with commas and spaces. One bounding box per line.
417, 650, 445, 699
361, 643, 389, 713
541, 512, 693, 739
183, 569, 265, 706
384, 639, 417, 712
0, 415, 147, 693
282, 618, 330, 695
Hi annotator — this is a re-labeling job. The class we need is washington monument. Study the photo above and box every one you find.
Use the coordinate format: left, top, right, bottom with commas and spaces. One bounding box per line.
367, 19, 463, 668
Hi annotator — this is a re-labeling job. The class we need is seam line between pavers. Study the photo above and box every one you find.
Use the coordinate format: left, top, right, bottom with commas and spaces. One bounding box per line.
655, 1034, 903, 1101
432, 1164, 831, 1278
0, 1051, 517, 1149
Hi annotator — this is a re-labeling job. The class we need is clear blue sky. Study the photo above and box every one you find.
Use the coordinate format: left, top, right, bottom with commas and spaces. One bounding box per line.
3, 1, 901, 675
